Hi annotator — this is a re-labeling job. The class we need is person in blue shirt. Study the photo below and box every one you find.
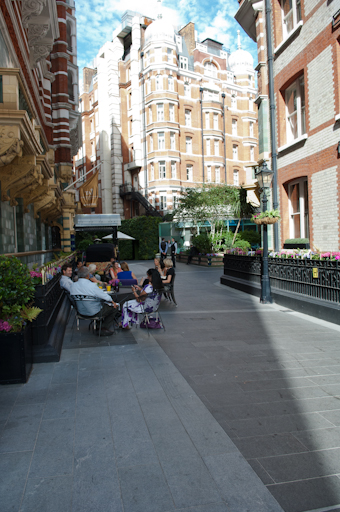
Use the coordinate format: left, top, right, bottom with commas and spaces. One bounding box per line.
159, 238, 168, 263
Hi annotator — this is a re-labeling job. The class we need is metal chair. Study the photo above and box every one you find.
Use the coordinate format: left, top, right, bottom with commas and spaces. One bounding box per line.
139, 290, 165, 335
163, 274, 177, 306
71, 295, 108, 337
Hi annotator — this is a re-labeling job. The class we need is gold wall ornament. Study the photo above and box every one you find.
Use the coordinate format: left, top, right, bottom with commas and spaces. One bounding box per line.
0, 155, 36, 200
0, 127, 24, 166
9, 165, 43, 206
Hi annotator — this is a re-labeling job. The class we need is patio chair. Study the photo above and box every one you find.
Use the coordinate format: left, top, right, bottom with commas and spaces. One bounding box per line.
71, 295, 109, 337
139, 289, 165, 335
163, 274, 177, 306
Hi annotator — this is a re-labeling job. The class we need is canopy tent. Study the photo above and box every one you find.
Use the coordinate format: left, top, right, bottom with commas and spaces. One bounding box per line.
102, 232, 135, 241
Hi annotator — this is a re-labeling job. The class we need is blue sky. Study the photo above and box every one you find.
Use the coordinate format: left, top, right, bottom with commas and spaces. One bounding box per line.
75, 0, 257, 81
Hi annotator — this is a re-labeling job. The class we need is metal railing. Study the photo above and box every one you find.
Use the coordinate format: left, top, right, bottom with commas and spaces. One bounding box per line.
223, 255, 340, 304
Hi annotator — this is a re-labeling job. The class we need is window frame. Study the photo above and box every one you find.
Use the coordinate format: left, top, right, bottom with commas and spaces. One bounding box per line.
288, 177, 309, 239
170, 132, 176, 150
157, 103, 164, 122
180, 56, 188, 70
159, 161, 166, 179
285, 75, 306, 144
171, 161, 176, 179
186, 165, 193, 181
233, 169, 239, 186
158, 132, 165, 150
169, 103, 175, 122
281, 0, 302, 40
185, 109, 191, 127
186, 136, 192, 154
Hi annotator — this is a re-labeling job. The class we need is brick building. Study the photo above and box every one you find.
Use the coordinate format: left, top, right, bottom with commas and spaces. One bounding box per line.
0, 0, 80, 257
74, 10, 259, 219
235, 0, 340, 250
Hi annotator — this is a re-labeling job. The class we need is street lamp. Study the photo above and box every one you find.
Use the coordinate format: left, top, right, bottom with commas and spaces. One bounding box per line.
256, 162, 274, 304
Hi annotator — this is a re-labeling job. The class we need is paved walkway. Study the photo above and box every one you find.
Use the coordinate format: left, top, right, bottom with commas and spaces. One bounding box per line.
1, 261, 340, 512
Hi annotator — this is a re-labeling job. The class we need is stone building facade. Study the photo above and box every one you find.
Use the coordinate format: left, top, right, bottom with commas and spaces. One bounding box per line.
235, 0, 340, 250
74, 10, 258, 219
0, 0, 80, 257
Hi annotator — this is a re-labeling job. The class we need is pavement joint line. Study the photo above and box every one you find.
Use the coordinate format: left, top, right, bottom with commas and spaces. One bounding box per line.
160, 309, 274, 314
300, 506, 340, 512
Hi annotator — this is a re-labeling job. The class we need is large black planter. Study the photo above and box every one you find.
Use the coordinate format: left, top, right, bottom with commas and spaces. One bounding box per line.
32, 274, 70, 363
0, 324, 33, 384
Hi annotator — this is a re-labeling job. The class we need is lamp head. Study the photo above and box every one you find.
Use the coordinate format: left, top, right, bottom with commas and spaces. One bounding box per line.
256, 161, 274, 189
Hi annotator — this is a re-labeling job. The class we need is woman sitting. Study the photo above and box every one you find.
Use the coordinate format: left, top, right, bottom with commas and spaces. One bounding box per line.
118, 261, 137, 281
121, 269, 163, 329
162, 258, 175, 292
103, 257, 116, 282
87, 264, 102, 285
109, 261, 122, 286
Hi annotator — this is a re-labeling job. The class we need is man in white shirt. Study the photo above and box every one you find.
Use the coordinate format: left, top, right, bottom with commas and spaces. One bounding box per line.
60, 263, 73, 293
70, 266, 119, 336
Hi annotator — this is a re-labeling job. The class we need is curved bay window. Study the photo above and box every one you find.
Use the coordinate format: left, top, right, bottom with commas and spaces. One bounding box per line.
204, 61, 218, 79
288, 178, 309, 239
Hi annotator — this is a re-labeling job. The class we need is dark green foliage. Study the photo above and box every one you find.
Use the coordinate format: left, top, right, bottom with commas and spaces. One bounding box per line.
119, 216, 162, 259
118, 240, 134, 260
0, 256, 35, 321
284, 238, 309, 244
239, 230, 261, 246
192, 233, 212, 254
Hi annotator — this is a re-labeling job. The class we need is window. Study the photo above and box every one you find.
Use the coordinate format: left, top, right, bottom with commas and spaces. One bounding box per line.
204, 61, 217, 78
184, 84, 190, 98
214, 140, 219, 156
167, 48, 172, 63
168, 76, 174, 91
186, 137, 192, 154
159, 161, 166, 179
281, 0, 302, 39
91, 141, 95, 156
232, 119, 237, 136
171, 161, 176, 178
215, 167, 220, 183
207, 165, 211, 182
185, 109, 191, 127
285, 75, 305, 143
180, 56, 188, 69
231, 96, 237, 109
158, 132, 165, 149
149, 106, 152, 124
150, 135, 153, 152
289, 178, 309, 239
169, 103, 175, 121
173, 193, 177, 209
249, 122, 254, 138
157, 103, 164, 121
150, 163, 154, 181
186, 165, 193, 181
160, 194, 167, 210
205, 112, 210, 129
79, 167, 85, 182
250, 145, 254, 161
249, 97, 253, 111
170, 132, 175, 150
213, 114, 218, 130
156, 75, 162, 91
233, 144, 238, 160
155, 47, 162, 62
206, 138, 211, 156
233, 170, 239, 186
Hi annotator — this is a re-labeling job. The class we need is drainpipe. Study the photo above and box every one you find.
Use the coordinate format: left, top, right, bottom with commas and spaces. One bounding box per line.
265, 0, 279, 251
221, 93, 227, 184
140, 51, 148, 199
200, 87, 205, 184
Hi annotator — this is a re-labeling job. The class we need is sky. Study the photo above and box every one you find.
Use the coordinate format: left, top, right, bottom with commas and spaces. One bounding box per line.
75, 0, 257, 87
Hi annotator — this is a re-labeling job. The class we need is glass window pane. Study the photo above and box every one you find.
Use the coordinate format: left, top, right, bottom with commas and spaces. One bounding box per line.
290, 183, 300, 213
293, 213, 301, 238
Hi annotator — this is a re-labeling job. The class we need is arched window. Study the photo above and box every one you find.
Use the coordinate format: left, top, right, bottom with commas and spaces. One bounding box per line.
67, 71, 74, 102
204, 61, 218, 78
66, 21, 72, 52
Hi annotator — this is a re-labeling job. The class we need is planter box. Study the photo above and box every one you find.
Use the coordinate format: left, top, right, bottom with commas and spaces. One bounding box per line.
0, 324, 33, 384
283, 243, 310, 249
177, 253, 224, 266
31, 272, 71, 363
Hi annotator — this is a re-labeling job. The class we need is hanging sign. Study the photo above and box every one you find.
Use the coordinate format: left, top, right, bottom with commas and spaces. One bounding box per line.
79, 170, 99, 208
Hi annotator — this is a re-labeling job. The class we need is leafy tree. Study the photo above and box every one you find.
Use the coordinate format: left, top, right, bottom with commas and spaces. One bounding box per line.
229, 187, 257, 244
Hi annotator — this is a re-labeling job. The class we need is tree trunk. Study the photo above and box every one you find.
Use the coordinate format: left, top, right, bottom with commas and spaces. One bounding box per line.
232, 218, 241, 245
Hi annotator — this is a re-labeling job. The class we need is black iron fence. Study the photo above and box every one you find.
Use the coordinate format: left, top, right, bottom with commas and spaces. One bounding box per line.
223, 255, 340, 303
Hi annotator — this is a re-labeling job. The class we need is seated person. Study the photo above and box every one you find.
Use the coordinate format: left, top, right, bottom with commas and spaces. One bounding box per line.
119, 261, 137, 281
162, 258, 175, 292
70, 266, 120, 336
88, 264, 102, 285
121, 269, 163, 329
73, 259, 83, 281
109, 261, 122, 285
103, 257, 116, 282
60, 263, 73, 293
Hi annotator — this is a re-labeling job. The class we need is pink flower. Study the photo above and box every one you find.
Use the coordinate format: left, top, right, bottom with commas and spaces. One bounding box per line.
0, 320, 12, 332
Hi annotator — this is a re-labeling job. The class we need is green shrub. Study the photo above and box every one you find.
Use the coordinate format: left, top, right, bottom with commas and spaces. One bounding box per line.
284, 238, 309, 244
233, 239, 251, 251
192, 233, 212, 254
119, 216, 162, 259
0, 256, 41, 332
239, 230, 261, 246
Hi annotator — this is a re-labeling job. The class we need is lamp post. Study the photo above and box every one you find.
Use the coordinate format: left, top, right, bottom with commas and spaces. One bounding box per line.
256, 162, 274, 304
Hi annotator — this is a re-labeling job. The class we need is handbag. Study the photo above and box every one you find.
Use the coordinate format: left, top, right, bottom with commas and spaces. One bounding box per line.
140, 317, 163, 329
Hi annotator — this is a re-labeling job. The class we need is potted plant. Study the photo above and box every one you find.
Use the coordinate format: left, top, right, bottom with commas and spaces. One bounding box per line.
252, 209, 281, 225
0, 256, 42, 384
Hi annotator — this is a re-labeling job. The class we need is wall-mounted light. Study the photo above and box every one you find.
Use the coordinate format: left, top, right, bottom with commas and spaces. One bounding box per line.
338, 141, 340, 155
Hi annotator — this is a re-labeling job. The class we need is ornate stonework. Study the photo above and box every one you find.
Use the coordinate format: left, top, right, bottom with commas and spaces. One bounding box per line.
0, 127, 24, 166
0, 155, 36, 200
22, 0, 46, 28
